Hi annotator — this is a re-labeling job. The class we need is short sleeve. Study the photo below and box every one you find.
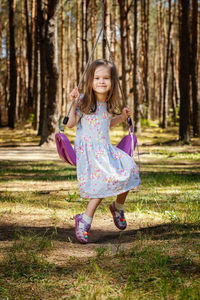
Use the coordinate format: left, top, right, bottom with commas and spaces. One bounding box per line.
75, 94, 84, 118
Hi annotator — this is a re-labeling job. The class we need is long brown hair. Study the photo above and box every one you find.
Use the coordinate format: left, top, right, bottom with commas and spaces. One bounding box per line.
80, 59, 121, 115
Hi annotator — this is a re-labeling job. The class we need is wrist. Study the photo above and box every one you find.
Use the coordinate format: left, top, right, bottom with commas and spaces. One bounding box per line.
73, 97, 79, 105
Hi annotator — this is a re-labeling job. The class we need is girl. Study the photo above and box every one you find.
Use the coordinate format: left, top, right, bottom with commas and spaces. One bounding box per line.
67, 59, 140, 244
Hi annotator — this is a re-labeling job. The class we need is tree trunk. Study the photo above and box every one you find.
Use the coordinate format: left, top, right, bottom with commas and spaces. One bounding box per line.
0, 0, 1, 58
118, 0, 128, 106
126, 0, 133, 101
8, 0, 17, 129
20, 0, 29, 120
76, 0, 81, 84
126, 0, 133, 66
133, 0, 140, 133
162, 0, 172, 128
151, 37, 157, 120
38, 0, 46, 136
0, 0, 2, 125
170, 39, 177, 125
170, 0, 178, 125
33, 0, 40, 131
81, 0, 89, 72
91, 0, 97, 60
191, 0, 200, 136
61, 0, 66, 117
24, 0, 33, 112
102, 0, 110, 59
144, 0, 149, 119
66, 0, 72, 95
179, 0, 190, 143
157, 0, 164, 122
40, 0, 60, 145
111, 0, 117, 60
15, 36, 20, 122
141, 0, 149, 120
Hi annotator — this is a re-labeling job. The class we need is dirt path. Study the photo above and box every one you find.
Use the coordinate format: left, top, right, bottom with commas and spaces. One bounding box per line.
0, 206, 167, 264
0, 144, 168, 262
0, 143, 198, 263
0, 145, 59, 161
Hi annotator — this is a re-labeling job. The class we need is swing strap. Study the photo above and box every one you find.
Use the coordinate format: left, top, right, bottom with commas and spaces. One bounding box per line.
128, 117, 141, 176
61, 0, 126, 130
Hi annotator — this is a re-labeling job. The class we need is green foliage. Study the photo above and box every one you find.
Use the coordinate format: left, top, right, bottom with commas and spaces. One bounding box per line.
65, 191, 79, 202
27, 113, 35, 126
140, 118, 159, 128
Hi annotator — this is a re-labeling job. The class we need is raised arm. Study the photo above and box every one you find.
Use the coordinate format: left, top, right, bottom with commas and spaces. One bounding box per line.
110, 107, 131, 128
67, 87, 81, 128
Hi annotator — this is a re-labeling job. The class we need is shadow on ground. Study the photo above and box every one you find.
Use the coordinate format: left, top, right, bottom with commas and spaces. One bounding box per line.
0, 222, 199, 245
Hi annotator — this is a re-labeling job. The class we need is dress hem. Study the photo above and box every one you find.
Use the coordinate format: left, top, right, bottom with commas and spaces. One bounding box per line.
79, 180, 141, 199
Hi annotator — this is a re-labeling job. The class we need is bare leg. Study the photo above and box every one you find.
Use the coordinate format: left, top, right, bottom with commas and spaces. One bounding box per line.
116, 191, 129, 204
85, 198, 103, 218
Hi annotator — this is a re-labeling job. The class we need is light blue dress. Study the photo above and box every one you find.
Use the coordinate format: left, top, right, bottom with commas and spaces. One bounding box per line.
74, 101, 140, 198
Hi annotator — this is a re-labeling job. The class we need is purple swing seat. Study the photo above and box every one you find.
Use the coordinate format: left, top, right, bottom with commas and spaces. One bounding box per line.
55, 120, 138, 167
55, 133, 76, 166
117, 131, 137, 157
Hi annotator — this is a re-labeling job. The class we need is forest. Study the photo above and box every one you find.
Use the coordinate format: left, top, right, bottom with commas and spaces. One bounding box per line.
0, 1, 200, 299
0, 0, 199, 144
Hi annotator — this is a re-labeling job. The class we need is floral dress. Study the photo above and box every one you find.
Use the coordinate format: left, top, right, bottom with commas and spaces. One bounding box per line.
74, 100, 141, 199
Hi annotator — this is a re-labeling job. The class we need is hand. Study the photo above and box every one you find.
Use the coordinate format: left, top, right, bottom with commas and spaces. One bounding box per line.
70, 87, 80, 103
121, 107, 132, 121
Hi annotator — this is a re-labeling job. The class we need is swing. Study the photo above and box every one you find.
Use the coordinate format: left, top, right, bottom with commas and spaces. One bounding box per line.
55, 117, 138, 166
55, 0, 139, 167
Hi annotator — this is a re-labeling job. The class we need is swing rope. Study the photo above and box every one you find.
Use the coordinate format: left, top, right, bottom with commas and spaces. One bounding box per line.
61, 0, 129, 131
62, 27, 103, 128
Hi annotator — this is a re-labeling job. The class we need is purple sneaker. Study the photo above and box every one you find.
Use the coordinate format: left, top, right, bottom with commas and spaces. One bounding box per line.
75, 214, 91, 244
109, 202, 127, 230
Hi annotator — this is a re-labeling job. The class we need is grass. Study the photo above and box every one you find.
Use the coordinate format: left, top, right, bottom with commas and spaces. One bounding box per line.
0, 124, 200, 299
0, 227, 199, 299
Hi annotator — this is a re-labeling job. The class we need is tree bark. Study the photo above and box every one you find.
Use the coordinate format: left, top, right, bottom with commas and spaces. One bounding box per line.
33, 0, 40, 131
118, 0, 128, 106
170, 0, 178, 125
0, 0, 3, 126
24, 0, 33, 112
102, 0, 111, 59
8, 0, 17, 129
76, 0, 81, 83
111, 0, 117, 60
81, 0, 89, 72
141, 0, 149, 120
40, 0, 60, 145
191, 0, 200, 136
157, 0, 164, 122
162, 0, 172, 128
91, 0, 97, 60
21, 0, 28, 120
66, 0, 72, 95
38, 0, 46, 136
151, 37, 157, 120
61, 0, 66, 117
179, 0, 190, 143
133, 0, 141, 133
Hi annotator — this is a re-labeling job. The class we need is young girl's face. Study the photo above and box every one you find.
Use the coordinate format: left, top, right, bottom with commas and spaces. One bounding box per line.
92, 66, 111, 99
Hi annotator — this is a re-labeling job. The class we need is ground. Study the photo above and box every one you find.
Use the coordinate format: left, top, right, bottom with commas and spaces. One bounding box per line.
0, 125, 199, 299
